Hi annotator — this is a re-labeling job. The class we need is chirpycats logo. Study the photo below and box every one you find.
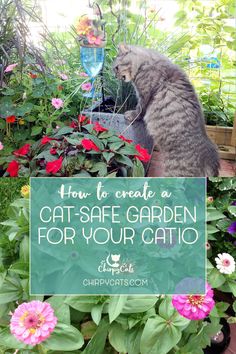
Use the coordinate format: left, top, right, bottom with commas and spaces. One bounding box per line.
98, 254, 134, 275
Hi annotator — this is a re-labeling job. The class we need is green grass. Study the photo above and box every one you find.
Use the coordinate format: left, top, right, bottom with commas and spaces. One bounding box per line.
0, 178, 29, 224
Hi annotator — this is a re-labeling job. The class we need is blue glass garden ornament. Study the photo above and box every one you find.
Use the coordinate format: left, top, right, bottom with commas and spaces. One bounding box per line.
80, 46, 105, 98
206, 57, 220, 69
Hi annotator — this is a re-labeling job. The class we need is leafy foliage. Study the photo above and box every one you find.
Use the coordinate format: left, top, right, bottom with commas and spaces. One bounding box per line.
0, 178, 235, 353
2, 119, 147, 177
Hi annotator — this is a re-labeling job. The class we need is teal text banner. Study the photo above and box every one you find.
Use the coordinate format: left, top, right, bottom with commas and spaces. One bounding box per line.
30, 178, 206, 295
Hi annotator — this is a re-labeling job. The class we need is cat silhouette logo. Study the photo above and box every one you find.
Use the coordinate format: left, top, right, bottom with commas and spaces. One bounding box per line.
106, 254, 120, 268
98, 254, 134, 275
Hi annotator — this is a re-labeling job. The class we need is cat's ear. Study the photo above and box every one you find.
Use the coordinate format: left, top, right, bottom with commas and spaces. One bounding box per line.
119, 43, 130, 54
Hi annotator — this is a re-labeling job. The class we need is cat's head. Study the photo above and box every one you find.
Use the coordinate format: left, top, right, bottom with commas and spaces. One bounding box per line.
113, 44, 140, 82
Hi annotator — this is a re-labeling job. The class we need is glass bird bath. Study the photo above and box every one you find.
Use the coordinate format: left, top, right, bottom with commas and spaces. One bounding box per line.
80, 46, 105, 98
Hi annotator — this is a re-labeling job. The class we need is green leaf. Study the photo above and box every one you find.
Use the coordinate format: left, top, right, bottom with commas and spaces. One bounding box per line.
159, 297, 190, 329
83, 124, 94, 133
228, 205, 236, 217
99, 131, 115, 138
159, 297, 175, 319
208, 268, 226, 288
65, 137, 81, 145
0, 276, 22, 304
118, 144, 137, 155
31, 126, 43, 136
43, 323, 84, 351
133, 158, 145, 177
210, 302, 229, 317
140, 316, 181, 354
20, 236, 29, 262
115, 154, 134, 167
108, 295, 128, 323
34, 150, 58, 162
73, 171, 92, 177
90, 162, 107, 177
227, 39, 236, 51
65, 296, 100, 312
126, 326, 143, 354
207, 208, 225, 221
207, 224, 219, 234
233, 300, 236, 313
0, 98, 15, 117
53, 127, 74, 137
0, 327, 31, 349
108, 322, 127, 353
10, 262, 29, 276
91, 304, 104, 325
82, 317, 109, 354
109, 141, 124, 151
103, 152, 114, 163
228, 280, 236, 296
16, 103, 34, 116
46, 296, 70, 325
104, 296, 157, 314
106, 171, 117, 177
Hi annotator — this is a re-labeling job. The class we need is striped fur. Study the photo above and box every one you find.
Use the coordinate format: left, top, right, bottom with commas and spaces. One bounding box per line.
113, 44, 220, 177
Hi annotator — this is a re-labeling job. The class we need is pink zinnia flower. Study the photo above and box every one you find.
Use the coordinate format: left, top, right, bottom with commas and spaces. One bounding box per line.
172, 283, 215, 320
87, 34, 102, 46
81, 82, 92, 91
51, 98, 64, 109
10, 301, 57, 346
59, 73, 68, 80
0, 141, 4, 150
79, 72, 89, 77
4, 63, 18, 73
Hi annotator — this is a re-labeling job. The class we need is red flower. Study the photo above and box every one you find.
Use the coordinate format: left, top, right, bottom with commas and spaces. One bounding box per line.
78, 115, 87, 123
81, 138, 100, 152
13, 144, 31, 157
46, 156, 63, 174
135, 144, 151, 162
50, 148, 57, 155
119, 135, 133, 143
7, 160, 20, 177
70, 121, 77, 128
6, 115, 16, 123
93, 121, 108, 132
41, 136, 57, 145
29, 72, 37, 79
57, 85, 63, 91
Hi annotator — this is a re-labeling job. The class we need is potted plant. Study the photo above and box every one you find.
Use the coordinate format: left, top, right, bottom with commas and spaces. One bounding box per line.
2, 116, 151, 177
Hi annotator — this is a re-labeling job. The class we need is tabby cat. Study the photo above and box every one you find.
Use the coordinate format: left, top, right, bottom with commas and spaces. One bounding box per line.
113, 44, 220, 177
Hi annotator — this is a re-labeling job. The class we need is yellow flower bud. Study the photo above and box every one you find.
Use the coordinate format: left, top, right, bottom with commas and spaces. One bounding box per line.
19, 118, 25, 125
21, 185, 30, 198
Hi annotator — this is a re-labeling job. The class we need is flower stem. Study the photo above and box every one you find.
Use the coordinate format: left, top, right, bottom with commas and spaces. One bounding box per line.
36, 344, 47, 354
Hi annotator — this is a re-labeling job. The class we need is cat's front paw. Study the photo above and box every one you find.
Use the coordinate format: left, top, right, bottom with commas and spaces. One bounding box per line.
124, 110, 139, 122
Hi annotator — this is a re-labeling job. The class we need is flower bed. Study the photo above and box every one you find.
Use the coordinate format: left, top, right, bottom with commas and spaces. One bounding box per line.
2, 117, 151, 177
0, 178, 235, 353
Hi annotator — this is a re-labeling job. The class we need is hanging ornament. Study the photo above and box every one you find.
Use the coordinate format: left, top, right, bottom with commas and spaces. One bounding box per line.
76, 2, 106, 98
